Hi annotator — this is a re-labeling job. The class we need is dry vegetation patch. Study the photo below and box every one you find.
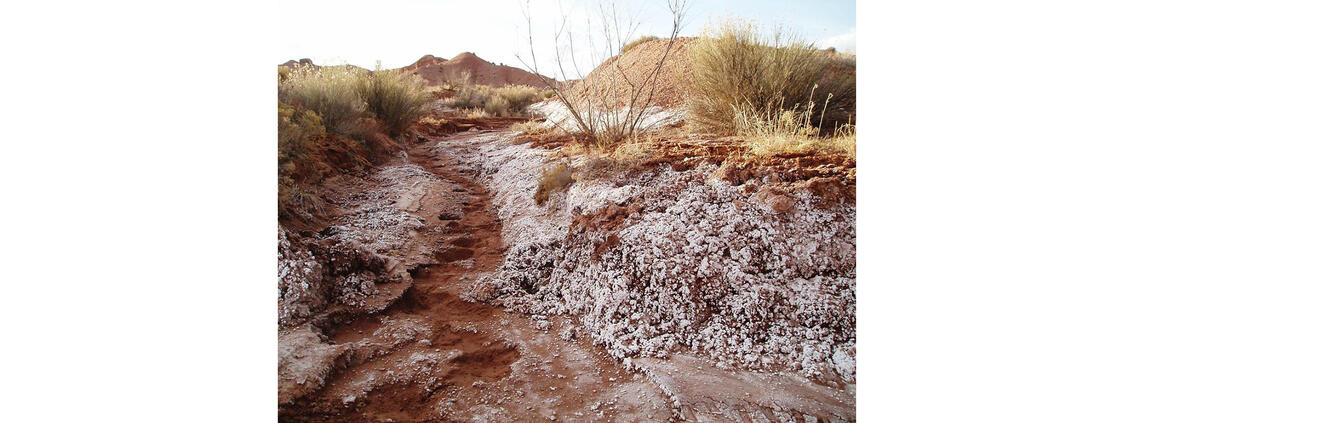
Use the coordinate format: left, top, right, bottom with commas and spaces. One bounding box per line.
533, 162, 574, 205
446, 84, 544, 117
688, 19, 856, 158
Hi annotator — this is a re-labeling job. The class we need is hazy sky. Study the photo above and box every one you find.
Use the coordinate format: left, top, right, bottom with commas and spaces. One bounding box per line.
279, 0, 855, 76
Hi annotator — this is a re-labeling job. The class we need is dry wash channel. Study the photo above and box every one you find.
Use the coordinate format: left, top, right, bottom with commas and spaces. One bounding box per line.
278, 126, 854, 422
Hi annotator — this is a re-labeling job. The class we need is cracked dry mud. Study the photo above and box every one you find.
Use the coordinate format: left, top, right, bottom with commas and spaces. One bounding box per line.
279, 129, 854, 422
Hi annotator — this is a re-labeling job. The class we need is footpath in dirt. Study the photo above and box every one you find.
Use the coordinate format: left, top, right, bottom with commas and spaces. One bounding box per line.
280, 128, 853, 423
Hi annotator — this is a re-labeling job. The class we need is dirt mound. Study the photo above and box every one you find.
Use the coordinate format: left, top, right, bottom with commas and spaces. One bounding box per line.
400, 52, 554, 88
564, 38, 697, 109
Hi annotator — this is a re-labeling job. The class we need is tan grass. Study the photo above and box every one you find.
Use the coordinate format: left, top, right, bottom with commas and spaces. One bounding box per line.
533, 163, 574, 205
621, 35, 660, 53
448, 84, 543, 117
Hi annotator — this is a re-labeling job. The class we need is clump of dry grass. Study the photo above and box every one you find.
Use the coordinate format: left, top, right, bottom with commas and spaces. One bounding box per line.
688, 19, 855, 136
448, 84, 543, 117
357, 67, 432, 137
731, 83, 857, 157
534, 163, 574, 205
621, 35, 660, 53
510, 120, 550, 135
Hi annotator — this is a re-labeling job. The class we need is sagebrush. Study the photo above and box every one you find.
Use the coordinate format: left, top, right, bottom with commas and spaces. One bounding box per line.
358, 68, 432, 137
278, 65, 366, 134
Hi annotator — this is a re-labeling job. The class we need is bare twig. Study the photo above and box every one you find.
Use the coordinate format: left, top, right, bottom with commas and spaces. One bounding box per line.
515, 0, 688, 147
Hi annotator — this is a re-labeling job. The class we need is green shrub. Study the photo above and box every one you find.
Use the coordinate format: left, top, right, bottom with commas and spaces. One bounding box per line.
279, 65, 366, 134
687, 19, 855, 136
357, 69, 431, 137
621, 35, 660, 53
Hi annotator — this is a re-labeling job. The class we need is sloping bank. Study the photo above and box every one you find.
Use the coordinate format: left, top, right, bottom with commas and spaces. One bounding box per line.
441, 132, 857, 384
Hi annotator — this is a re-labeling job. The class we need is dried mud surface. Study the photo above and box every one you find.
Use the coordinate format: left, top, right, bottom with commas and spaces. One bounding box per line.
278, 126, 854, 422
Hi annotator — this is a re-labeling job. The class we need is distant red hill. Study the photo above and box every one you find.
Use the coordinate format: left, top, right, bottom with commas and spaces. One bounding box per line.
279, 53, 554, 88
398, 52, 554, 88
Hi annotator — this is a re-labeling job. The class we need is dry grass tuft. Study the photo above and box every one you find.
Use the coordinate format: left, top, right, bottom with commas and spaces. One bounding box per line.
534, 163, 575, 205
621, 35, 660, 53
735, 100, 857, 158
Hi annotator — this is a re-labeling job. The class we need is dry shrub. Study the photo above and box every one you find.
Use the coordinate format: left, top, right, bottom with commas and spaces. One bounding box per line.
622, 35, 660, 53
484, 95, 510, 116
279, 102, 324, 165
450, 84, 543, 117
533, 163, 574, 205
496, 85, 543, 112
357, 68, 431, 137
278, 102, 328, 220
688, 19, 855, 136
279, 65, 366, 134
518, 0, 686, 146
444, 70, 472, 90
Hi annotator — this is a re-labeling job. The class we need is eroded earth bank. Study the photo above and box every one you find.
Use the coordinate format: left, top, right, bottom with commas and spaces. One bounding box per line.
278, 121, 856, 422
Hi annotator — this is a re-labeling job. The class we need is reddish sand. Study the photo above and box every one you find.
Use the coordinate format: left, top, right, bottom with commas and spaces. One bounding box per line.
564, 38, 697, 109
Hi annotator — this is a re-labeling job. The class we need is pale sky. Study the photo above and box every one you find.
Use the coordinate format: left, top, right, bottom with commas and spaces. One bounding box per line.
278, 0, 855, 77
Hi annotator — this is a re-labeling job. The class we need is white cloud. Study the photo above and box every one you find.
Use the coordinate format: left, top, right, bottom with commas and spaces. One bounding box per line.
819, 27, 856, 54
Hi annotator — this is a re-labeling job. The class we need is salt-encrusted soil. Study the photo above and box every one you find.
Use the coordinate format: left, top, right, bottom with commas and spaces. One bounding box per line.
442, 132, 856, 385
278, 123, 855, 422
